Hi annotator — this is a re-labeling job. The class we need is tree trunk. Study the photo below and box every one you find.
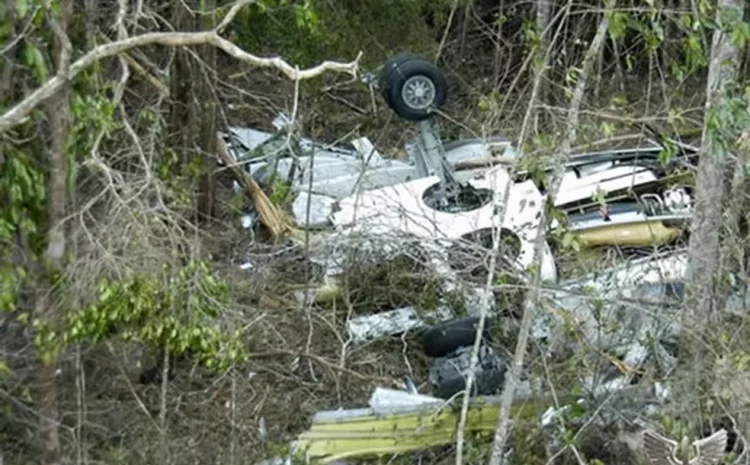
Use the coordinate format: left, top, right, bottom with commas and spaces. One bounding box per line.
196, 0, 217, 222
167, 1, 195, 153
84, 0, 98, 48
168, 0, 217, 222
459, 4, 472, 57
685, 0, 744, 322
533, 0, 551, 128
680, 0, 744, 418
36, 1, 74, 464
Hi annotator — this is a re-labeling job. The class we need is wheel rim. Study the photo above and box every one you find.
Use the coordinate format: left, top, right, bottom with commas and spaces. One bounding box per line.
401, 75, 437, 110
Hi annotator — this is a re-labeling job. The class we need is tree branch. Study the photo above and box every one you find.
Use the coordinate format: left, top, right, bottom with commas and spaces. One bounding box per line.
486, 1, 616, 463
0, 0, 362, 134
216, 0, 255, 33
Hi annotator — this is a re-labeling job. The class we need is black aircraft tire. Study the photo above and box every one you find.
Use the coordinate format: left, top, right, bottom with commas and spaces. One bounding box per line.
381, 55, 447, 122
421, 317, 490, 358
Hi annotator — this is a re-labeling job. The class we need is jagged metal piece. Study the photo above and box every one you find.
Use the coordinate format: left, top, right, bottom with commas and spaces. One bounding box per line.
642, 428, 727, 465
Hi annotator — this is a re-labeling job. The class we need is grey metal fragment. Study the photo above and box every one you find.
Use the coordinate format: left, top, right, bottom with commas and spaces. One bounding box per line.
241, 213, 257, 229
368, 387, 442, 413
347, 306, 454, 342
429, 345, 508, 399
291, 192, 336, 228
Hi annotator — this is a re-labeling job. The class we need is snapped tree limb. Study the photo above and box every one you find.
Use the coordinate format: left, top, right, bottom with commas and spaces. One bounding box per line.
0, 0, 362, 134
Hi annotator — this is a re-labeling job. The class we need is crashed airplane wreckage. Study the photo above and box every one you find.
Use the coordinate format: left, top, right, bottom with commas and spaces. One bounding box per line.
222, 52, 701, 303
221, 54, 698, 276
289, 384, 669, 464
219, 54, 739, 463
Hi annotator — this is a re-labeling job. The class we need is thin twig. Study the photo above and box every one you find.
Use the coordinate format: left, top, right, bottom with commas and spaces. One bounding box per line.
453, 3, 571, 463
435, 0, 459, 64
487, 1, 616, 463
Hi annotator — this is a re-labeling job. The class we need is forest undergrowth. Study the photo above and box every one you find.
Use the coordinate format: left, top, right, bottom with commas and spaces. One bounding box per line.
2, 0, 750, 464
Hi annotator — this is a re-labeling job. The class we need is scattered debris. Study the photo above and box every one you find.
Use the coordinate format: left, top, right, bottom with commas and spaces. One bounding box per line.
220, 53, 728, 465
289, 382, 670, 464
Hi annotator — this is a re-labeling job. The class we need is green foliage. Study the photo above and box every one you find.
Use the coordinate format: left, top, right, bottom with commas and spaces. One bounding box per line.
155, 148, 197, 209
269, 173, 293, 206
0, 129, 48, 313
599, 120, 616, 138
0, 153, 46, 241
521, 15, 542, 64
477, 89, 504, 114
68, 92, 118, 157
0, 361, 11, 377
63, 261, 247, 371
67, 90, 119, 190
22, 41, 48, 84
607, 11, 630, 41
227, 0, 442, 69
705, 82, 750, 160
657, 136, 679, 166
32, 318, 61, 365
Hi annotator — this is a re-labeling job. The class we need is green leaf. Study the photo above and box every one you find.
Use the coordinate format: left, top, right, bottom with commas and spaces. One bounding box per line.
16, 0, 29, 18
22, 42, 48, 83
608, 12, 629, 40
0, 361, 11, 377
600, 121, 616, 138
562, 231, 574, 250
569, 401, 587, 418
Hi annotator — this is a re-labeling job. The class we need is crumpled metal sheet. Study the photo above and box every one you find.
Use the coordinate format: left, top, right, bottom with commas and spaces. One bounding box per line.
225, 121, 521, 229
292, 192, 338, 229
329, 167, 558, 282
346, 305, 454, 342
368, 387, 442, 413
429, 345, 508, 399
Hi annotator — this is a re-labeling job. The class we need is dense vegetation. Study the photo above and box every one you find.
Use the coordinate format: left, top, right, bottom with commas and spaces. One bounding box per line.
1, 0, 750, 464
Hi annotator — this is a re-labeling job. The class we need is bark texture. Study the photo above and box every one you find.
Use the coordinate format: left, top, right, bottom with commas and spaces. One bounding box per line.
686, 0, 744, 320
36, 1, 74, 464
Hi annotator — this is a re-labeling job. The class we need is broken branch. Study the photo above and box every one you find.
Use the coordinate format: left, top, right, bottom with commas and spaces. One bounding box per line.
119, 52, 169, 96
96, 32, 169, 96
0, 0, 362, 134
215, 135, 287, 241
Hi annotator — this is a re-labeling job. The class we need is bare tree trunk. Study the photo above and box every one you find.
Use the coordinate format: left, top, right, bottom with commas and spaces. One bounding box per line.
487, 1, 615, 463
196, 0, 218, 221
610, 36, 626, 93
685, 0, 744, 322
84, 0, 98, 48
168, 0, 217, 222
36, 1, 74, 464
459, 4, 472, 57
492, 0, 505, 87
680, 0, 744, 420
533, 0, 552, 127
167, 0, 195, 152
